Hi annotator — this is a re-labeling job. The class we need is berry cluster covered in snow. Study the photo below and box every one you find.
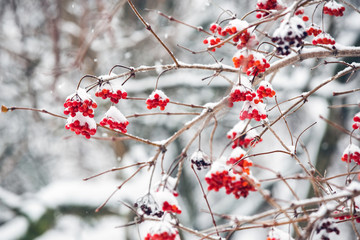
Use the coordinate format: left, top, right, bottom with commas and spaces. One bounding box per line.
341, 144, 360, 164
144, 221, 180, 240
306, 25, 322, 37
99, 106, 129, 133
232, 50, 270, 76
146, 90, 170, 111
256, 0, 285, 18
227, 121, 262, 149
190, 150, 211, 170
65, 112, 97, 139
323, 1, 345, 17
64, 88, 97, 118
205, 154, 259, 199
95, 82, 127, 104
266, 228, 294, 240
271, 15, 307, 55
312, 33, 336, 45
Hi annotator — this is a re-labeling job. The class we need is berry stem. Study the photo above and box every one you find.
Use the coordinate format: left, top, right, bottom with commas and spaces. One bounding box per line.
76, 74, 99, 90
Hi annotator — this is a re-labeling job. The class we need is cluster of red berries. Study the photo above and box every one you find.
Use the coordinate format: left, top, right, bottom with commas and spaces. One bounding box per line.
209, 23, 223, 35
226, 147, 253, 175
205, 157, 259, 199
257, 81, 276, 98
99, 106, 129, 133
306, 25, 322, 37
352, 112, 360, 130
227, 122, 262, 149
271, 16, 307, 55
146, 90, 170, 111
256, 0, 285, 18
341, 144, 360, 164
312, 33, 336, 45
144, 221, 179, 240
203, 36, 222, 51
190, 150, 211, 170
64, 88, 97, 118
229, 85, 257, 104
220, 19, 259, 49
162, 201, 182, 214
232, 51, 270, 76
152, 177, 182, 215
240, 101, 267, 121
65, 113, 97, 139
323, 1, 345, 17
334, 209, 360, 223
95, 83, 127, 104
295, 7, 309, 21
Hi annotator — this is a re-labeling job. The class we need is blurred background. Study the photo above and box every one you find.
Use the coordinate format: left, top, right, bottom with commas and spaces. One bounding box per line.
0, 0, 359, 239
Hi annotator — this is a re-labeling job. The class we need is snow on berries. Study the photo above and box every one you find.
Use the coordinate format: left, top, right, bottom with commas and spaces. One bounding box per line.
256, 0, 285, 19
239, 101, 267, 121
323, 1, 345, 17
353, 112, 360, 130
152, 176, 181, 214
63, 88, 97, 118
99, 106, 129, 133
334, 206, 360, 223
227, 121, 262, 149
221, 19, 259, 49
341, 144, 360, 164
229, 84, 257, 105
315, 219, 340, 240
65, 112, 97, 139
205, 157, 259, 199
266, 228, 294, 240
209, 23, 222, 35
306, 24, 322, 37
271, 15, 307, 55
312, 33, 336, 45
95, 82, 127, 104
226, 147, 253, 174
134, 193, 164, 218
190, 150, 211, 170
203, 36, 222, 51
146, 90, 170, 111
232, 50, 270, 76
153, 190, 182, 214
256, 80, 276, 99
144, 221, 180, 240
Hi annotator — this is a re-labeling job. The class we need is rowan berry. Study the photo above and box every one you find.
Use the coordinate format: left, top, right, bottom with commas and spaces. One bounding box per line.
65, 112, 97, 139
64, 88, 97, 118
324, 1, 345, 17
146, 90, 170, 111
99, 106, 129, 133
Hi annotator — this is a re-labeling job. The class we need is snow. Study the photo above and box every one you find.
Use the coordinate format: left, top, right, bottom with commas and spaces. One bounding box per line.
105, 106, 127, 123
0, 217, 29, 240
230, 147, 247, 159
66, 112, 97, 129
